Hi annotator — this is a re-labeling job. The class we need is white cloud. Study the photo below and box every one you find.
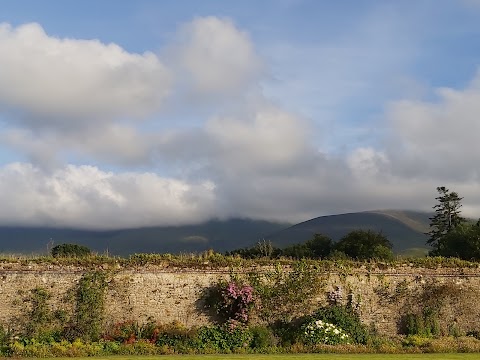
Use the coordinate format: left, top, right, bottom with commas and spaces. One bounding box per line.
0, 163, 216, 229
205, 105, 311, 174
0, 22, 172, 123
1, 124, 153, 168
173, 16, 263, 96
347, 147, 389, 178
386, 70, 480, 181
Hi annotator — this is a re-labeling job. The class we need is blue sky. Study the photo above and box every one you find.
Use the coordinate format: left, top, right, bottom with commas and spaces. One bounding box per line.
1, 0, 480, 229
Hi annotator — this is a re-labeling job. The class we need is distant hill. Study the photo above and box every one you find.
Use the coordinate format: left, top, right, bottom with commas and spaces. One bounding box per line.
0, 219, 289, 256
265, 210, 432, 253
0, 210, 433, 256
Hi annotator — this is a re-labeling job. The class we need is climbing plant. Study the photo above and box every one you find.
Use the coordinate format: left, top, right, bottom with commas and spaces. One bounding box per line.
71, 271, 108, 341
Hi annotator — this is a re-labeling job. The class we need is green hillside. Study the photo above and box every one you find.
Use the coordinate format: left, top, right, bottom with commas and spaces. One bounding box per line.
266, 210, 432, 253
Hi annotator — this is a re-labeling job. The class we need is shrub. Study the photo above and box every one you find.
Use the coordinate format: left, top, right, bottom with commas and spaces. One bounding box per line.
311, 305, 370, 344
194, 325, 252, 352
268, 319, 302, 347
402, 307, 440, 337
104, 321, 142, 343
249, 325, 277, 349
204, 280, 255, 324
302, 319, 350, 345
155, 321, 197, 351
51, 243, 92, 258
0, 324, 12, 355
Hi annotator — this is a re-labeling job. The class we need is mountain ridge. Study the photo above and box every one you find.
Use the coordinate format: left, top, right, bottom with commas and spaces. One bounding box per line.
0, 210, 432, 256
265, 210, 432, 253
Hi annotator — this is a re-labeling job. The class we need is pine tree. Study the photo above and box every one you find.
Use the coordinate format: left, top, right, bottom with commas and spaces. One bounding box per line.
427, 186, 465, 250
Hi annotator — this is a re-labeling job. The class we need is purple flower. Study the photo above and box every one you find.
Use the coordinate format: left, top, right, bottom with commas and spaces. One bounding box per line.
220, 281, 255, 323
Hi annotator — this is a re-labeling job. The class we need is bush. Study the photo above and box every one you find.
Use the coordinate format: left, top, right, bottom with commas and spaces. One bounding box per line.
0, 324, 12, 355
249, 325, 277, 349
51, 243, 91, 258
204, 280, 255, 324
104, 321, 143, 343
155, 321, 197, 351
402, 307, 440, 337
302, 319, 350, 345
311, 305, 370, 344
194, 325, 252, 352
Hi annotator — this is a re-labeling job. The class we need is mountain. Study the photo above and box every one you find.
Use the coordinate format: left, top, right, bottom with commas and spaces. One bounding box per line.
265, 210, 432, 253
0, 219, 289, 256
0, 210, 433, 256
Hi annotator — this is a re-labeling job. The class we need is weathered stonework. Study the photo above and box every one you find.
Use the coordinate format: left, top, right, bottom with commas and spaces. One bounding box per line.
1, 262, 480, 336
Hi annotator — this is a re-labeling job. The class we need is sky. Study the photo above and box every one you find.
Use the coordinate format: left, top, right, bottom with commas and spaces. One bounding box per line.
1, 0, 480, 229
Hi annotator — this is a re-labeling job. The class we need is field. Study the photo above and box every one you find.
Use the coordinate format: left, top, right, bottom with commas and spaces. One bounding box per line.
41, 354, 480, 360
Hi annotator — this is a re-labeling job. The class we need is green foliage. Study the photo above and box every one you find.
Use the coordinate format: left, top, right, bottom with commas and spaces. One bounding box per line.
333, 230, 394, 261
51, 243, 92, 258
249, 261, 325, 323
249, 325, 278, 349
25, 287, 52, 338
195, 325, 252, 352
21, 287, 66, 342
228, 234, 333, 260
155, 321, 197, 351
311, 305, 370, 344
430, 222, 480, 259
400, 281, 471, 337
428, 186, 466, 251
305, 234, 334, 258
71, 271, 108, 342
302, 319, 350, 345
403, 307, 440, 337
6, 250, 480, 269
0, 324, 12, 355
280, 243, 315, 259
104, 320, 158, 344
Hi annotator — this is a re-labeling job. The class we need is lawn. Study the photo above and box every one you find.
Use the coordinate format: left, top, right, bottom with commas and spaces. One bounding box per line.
41, 354, 480, 360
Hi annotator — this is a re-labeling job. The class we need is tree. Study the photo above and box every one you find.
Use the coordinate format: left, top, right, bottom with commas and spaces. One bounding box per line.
305, 234, 333, 258
281, 234, 333, 259
51, 243, 92, 258
427, 186, 465, 251
430, 222, 480, 259
333, 230, 394, 260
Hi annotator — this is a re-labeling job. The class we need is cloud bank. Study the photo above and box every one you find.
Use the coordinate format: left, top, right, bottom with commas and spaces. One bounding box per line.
0, 16, 480, 229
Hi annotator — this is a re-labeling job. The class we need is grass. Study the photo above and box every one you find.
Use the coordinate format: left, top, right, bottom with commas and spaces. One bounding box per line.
35, 355, 480, 360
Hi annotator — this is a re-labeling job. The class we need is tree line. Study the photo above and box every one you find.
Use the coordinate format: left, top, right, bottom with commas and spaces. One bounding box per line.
227, 229, 394, 261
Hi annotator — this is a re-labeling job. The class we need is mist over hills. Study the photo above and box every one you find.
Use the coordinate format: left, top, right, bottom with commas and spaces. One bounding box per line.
0, 210, 432, 256
0, 219, 288, 256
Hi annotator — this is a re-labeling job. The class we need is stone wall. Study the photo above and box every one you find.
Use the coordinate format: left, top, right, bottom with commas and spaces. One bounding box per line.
1, 261, 480, 336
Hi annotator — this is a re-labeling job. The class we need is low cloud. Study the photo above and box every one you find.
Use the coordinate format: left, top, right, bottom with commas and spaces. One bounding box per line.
0, 163, 216, 229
